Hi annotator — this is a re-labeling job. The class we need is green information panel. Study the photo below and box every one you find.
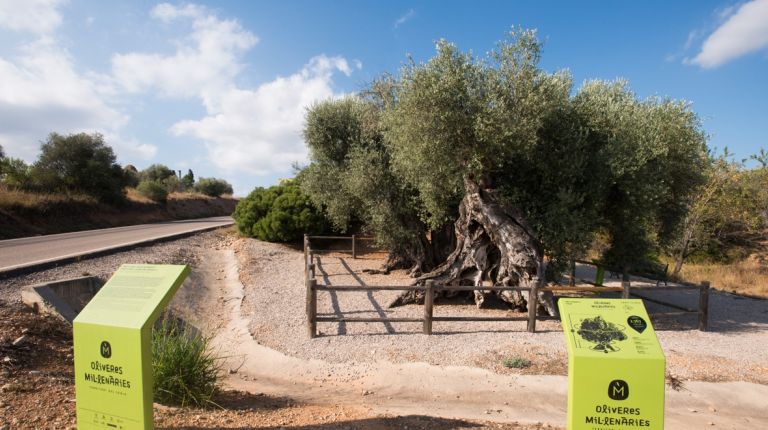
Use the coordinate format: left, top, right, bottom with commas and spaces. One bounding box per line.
559, 299, 665, 430
73, 264, 189, 430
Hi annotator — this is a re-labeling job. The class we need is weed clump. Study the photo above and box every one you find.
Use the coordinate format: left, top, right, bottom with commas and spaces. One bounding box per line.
152, 317, 222, 408
502, 357, 532, 369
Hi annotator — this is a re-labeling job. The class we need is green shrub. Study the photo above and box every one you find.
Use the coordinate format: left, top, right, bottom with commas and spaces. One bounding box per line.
195, 178, 233, 197
195, 177, 233, 197
233, 180, 329, 242
137, 180, 168, 203
123, 165, 140, 188
152, 317, 222, 408
181, 169, 195, 190
502, 357, 532, 369
163, 175, 183, 193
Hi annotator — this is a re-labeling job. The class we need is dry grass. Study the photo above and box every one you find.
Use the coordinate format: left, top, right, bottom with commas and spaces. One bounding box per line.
678, 255, 768, 298
125, 187, 156, 204
0, 186, 96, 208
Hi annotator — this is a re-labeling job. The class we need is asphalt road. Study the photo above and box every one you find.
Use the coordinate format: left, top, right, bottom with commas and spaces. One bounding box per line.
0, 216, 234, 274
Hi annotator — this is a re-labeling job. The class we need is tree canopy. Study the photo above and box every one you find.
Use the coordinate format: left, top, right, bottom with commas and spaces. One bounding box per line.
140, 164, 177, 182
195, 177, 233, 197
33, 132, 129, 203
303, 29, 708, 279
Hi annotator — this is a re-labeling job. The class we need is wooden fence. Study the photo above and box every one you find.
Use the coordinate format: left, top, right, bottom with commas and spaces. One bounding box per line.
303, 235, 710, 338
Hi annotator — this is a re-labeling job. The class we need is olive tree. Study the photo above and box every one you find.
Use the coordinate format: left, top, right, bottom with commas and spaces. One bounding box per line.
302, 90, 455, 275
303, 29, 707, 314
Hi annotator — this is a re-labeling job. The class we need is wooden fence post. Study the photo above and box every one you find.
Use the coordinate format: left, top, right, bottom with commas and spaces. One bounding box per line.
423, 280, 434, 335
306, 278, 317, 338
621, 267, 631, 299
569, 256, 576, 287
527, 281, 540, 333
698, 281, 710, 332
352, 235, 356, 259
303, 234, 309, 282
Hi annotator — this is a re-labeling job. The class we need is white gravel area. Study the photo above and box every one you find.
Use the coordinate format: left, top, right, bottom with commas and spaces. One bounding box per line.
2, 231, 765, 385
236, 238, 768, 384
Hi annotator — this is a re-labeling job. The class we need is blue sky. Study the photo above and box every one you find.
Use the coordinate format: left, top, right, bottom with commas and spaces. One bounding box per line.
1, 1, 767, 196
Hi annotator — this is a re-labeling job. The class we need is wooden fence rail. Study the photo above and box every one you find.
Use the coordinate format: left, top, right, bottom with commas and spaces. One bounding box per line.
303, 235, 710, 338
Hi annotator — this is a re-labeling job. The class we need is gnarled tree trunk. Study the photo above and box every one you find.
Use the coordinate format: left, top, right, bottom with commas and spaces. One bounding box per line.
389, 178, 557, 316
372, 220, 456, 277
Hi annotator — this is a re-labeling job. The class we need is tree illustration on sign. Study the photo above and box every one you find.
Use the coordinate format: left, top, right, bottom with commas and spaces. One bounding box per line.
577, 316, 627, 353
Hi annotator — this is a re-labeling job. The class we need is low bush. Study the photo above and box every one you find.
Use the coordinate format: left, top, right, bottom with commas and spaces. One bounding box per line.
152, 317, 222, 408
233, 180, 329, 242
137, 180, 168, 203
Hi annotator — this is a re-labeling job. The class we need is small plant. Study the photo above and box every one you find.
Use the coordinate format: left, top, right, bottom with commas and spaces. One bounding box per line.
502, 357, 532, 369
152, 317, 222, 408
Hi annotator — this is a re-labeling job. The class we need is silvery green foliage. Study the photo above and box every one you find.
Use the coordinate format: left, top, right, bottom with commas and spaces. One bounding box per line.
303, 28, 708, 271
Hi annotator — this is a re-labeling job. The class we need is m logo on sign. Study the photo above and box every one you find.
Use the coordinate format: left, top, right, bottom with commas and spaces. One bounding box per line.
100, 341, 112, 359
608, 379, 629, 400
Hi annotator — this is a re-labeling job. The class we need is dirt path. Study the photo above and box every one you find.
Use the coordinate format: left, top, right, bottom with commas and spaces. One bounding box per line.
178, 247, 768, 430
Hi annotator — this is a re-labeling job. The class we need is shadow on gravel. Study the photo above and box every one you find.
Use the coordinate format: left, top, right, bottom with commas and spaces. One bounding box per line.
315, 258, 346, 335
627, 289, 767, 333
337, 257, 396, 335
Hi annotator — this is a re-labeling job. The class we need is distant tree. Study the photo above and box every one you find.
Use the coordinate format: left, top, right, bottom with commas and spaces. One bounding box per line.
0, 157, 32, 188
32, 132, 128, 203
140, 164, 176, 183
0, 144, 4, 160
137, 180, 168, 203
181, 169, 195, 190
669, 149, 768, 272
233, 179, 329, 242
163, 175, 183, 193
751, 147, 768, 168
194, 177, 233, 197
123, 164, 140, 188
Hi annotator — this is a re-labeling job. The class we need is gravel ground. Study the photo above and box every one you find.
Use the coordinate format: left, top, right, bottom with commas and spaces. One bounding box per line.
236, 238, 768, 384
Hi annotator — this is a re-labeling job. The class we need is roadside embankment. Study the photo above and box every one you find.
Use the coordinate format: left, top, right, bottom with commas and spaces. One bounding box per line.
0, 188, 236, 239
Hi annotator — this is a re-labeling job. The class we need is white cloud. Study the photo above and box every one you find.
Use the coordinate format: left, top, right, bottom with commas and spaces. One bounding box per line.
394, 9, 415, 28
0, 2, 157, 162
0, 37, 138, 160
691, 0, 768, 68
109, 4, 355, 177
170, 55, 351, 175
0, 1, 353, 179
111, 3, 258, 98
0, 0, 66, 34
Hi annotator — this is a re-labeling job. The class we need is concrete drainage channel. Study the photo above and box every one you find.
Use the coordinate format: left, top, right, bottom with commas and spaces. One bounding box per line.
22, 276, 103, 323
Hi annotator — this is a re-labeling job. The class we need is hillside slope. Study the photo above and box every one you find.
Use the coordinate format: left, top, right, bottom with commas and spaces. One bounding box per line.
0, 188, 237, 239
